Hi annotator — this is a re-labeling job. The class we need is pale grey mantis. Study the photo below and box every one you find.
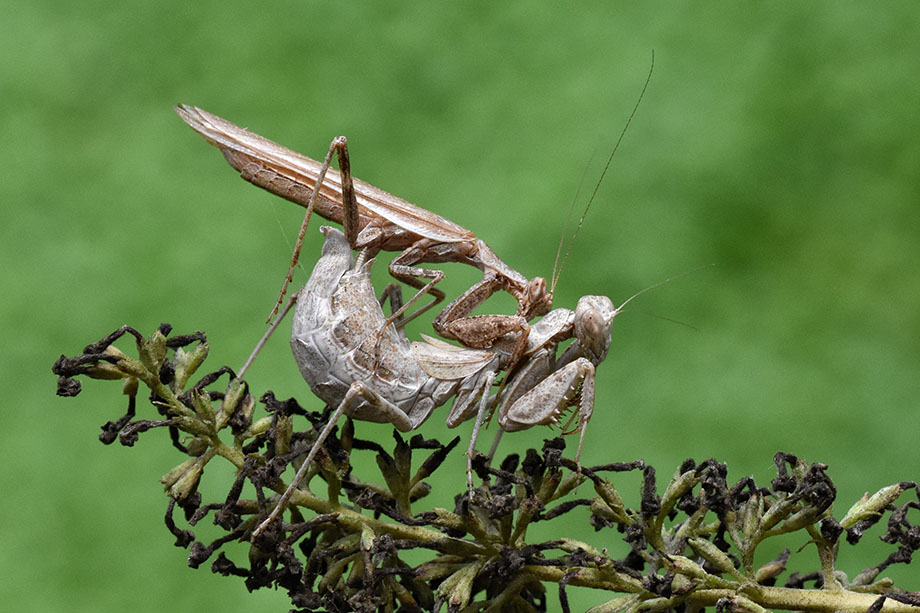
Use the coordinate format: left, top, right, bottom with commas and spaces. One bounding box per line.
251, 225, 624, 538
176, 104, 551, 365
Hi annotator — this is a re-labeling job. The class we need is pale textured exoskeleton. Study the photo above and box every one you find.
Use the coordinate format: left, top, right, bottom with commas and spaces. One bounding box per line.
289, 226, 498, 437
252, 226, 621, 538
252, 226, 499, 537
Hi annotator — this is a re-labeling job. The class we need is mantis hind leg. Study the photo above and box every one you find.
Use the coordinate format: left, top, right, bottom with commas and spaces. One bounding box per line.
251, 381, 412, 539
465, 370, 496, 498
269, 136, 358, 324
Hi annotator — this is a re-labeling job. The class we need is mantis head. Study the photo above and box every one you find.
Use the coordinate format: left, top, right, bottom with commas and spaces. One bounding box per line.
574, 295, 616, 364
522, 276, 553, 320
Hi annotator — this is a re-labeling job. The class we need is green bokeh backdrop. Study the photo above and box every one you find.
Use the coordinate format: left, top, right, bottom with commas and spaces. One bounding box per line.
3, 2, 918, 611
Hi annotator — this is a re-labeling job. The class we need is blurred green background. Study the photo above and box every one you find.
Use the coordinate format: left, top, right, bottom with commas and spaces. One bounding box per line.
3, 1, 918, 610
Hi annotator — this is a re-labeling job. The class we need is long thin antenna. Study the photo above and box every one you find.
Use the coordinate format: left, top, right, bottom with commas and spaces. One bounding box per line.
625, 309, 700, 332
552, 50, 655, 293
551, 147, 596, 291
615, 264, 712, 314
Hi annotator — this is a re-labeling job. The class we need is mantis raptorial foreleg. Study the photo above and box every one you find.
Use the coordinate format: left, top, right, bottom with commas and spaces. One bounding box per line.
431, 274, 534, 367
498, 357, 596, 465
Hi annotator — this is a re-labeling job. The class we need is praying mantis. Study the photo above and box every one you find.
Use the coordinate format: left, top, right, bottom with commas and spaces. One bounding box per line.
251, 225, 622, 538
176, 104, 551, 365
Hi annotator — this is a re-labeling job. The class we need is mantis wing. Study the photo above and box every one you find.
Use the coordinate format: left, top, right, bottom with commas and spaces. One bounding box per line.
411, 334, 495, 380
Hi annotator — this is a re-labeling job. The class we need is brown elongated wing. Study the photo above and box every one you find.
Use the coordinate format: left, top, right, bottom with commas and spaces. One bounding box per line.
175, 104, 474, 244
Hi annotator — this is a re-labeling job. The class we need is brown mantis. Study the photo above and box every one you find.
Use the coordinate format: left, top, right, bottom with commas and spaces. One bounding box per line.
176, 104, 551, 364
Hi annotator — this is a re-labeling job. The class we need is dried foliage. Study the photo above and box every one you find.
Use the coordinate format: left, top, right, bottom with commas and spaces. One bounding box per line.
53, 325, 920, 612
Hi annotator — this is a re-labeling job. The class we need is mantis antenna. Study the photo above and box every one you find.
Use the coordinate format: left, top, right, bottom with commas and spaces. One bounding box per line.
552, 50, 656, 295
